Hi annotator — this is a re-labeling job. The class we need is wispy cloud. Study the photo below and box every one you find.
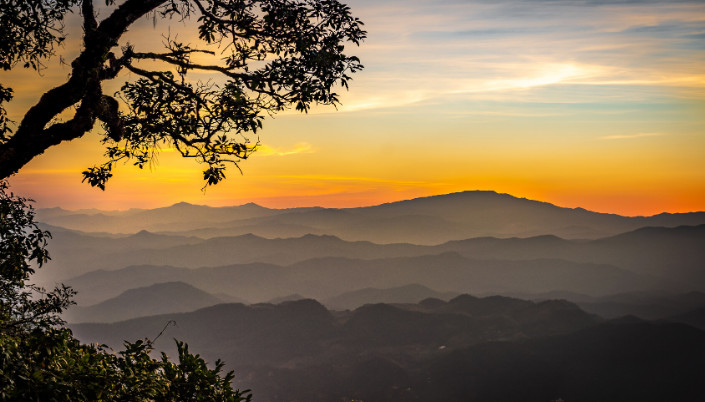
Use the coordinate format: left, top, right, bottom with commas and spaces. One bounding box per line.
323, 0, 705, 113
601, 132, 665, 140
274, 174, 440, 186
256, 143, 315, 156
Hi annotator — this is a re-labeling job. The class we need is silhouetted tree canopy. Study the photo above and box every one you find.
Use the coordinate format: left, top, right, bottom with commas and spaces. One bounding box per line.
0, 182, 253, 401
0, 1, 364, 399
0, 0, 365, 188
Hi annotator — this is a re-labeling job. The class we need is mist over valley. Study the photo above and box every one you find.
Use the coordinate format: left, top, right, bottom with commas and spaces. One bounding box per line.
36, 191, 705, 401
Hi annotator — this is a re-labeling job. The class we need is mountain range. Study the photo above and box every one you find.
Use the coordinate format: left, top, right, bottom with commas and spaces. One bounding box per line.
69, 296, 601, 366
35, 224, 705, 291
68, 298, 705, 402
63, 281, 243, 323
62, 275, 705, 324
62, 252, 675, 307
36, 191, 705, 244
35, 190, 705, 401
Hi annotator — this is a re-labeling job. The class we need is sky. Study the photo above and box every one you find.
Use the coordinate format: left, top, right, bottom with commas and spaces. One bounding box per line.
3, 0, 704, 215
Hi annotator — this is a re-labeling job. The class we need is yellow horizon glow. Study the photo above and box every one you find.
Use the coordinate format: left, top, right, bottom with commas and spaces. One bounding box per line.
2, 0, 704, 217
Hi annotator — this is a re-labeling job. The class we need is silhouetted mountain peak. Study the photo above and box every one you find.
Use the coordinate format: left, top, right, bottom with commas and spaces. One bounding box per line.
105, 282, 222, 309
351, 302, 405, 317
444, 294, 532, 316
300, 233, 344, 241
534, 298, 583, 312
609, 315, 646, 325
129, 229, 159, 239
279, 298, 330, 314
267, 294, 307, 304
448, 294, 481, 304
361, 190, 548, 209
666, 306, 705, 330
601, 224, 705, 243
322, 284, 461, 311
419, 297, 448, 309
63, 281, 224, 323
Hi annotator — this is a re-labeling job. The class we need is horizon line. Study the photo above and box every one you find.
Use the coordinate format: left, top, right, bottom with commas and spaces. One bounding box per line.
36, 189, 705, 218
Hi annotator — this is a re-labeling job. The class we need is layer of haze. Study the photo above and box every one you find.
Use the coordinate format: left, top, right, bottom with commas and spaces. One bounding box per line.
3, 0, 704, 215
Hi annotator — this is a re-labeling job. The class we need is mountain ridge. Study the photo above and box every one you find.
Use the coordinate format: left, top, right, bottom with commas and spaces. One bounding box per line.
35, 225, 705, 289
62, 252, 677, 306
63, 281, 227, 323
36, 191, 705, 243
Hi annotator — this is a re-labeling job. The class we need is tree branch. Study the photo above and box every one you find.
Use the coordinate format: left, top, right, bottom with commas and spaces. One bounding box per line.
0, 0, 169, 179
82, 0, 97, 34
131, 51, 247, 78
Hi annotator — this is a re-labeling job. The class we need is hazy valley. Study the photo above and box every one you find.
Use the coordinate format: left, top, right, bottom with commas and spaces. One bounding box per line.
34, 191, 705, 401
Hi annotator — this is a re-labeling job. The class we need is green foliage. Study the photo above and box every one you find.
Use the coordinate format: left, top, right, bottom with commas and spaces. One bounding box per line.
0, 329, 252, 402
0, 181, 71, 337
81, 164, 113, 191
0, 182, 252, 401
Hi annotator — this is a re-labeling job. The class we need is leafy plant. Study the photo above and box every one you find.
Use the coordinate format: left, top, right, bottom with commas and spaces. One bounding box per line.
0, 182, 251, 401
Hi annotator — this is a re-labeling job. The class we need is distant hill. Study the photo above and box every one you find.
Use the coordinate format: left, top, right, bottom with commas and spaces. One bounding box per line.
34, 232, 425, 281
666, 306, 705, 330
495, 290, 705, 320
348, 191, 705, 238
344, 295, 598, 345
575, 291, 705, 320
165, 222, 325, 239
37, 191, 705, 244
410, 322, 705, 402
36, 206, 145, 220
266, 294, 308, 304
432, 225, 705, 284
213, 292, 249, 304
63, 282, 227, 323
37, 202, 285, 233
70, 296, 600, 366
71, 299, 339, 365
38, 223, 127, 238
69, 299, 705, 402
323, 284, 460, 310
63, 253, 672, 306
34, 225, 705, 288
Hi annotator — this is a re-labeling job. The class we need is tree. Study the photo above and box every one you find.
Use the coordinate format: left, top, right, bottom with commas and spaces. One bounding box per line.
1, 182, 253, 401
0, 0, 365, 187
0, 0, 364, 399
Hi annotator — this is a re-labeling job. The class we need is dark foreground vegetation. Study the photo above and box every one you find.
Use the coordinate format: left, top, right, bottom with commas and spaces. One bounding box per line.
72, 296, 705, 402
0, 183, 254, 401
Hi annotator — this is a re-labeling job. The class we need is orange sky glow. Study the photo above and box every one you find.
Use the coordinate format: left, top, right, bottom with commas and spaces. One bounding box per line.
2, 0, 704, 216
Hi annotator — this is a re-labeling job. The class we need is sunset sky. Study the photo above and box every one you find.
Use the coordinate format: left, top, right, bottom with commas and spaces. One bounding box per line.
3, 0, 704, 215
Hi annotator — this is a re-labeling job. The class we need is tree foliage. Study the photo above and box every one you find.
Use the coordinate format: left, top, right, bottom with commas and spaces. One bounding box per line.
0, 0, 365, 188
0, 1, 365, 399
0, 182, 252, 401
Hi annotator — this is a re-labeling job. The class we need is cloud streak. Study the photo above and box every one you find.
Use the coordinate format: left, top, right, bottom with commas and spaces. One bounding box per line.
256, 143, 315, 156
328, 0, 705, 112
601, 132, 665, 140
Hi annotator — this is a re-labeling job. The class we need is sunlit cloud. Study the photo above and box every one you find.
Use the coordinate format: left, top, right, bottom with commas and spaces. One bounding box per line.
601, 133, 665, 140
255, 143, 316, 156
455, 111, 566, 117
321, 0, 705, 113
